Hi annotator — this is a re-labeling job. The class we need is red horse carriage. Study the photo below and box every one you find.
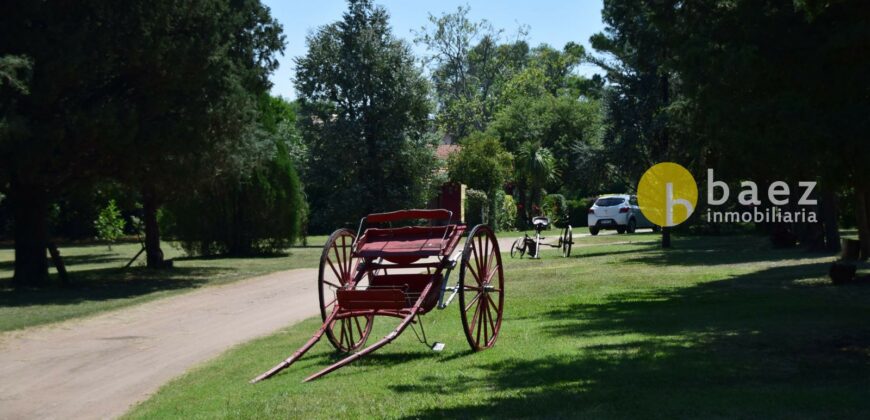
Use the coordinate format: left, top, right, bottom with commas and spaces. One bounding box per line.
251, 209, 505, 383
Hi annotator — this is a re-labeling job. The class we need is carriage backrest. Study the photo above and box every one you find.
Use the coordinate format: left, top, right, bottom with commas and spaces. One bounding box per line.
365, 209, 452, 224
353, 209, 460, 259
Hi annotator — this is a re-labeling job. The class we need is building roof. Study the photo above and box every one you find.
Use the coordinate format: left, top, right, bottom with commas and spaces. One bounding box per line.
436, 144, 460, 160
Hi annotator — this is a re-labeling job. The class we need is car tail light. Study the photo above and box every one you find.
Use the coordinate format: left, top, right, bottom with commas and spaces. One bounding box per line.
619, 207, 629, 213
588, 208, 595, 214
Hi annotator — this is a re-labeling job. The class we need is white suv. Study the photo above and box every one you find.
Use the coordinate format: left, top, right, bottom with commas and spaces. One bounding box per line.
587, 194, 659, 235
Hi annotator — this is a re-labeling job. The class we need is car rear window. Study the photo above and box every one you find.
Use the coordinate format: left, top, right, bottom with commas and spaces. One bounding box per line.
595, 197, 625, 207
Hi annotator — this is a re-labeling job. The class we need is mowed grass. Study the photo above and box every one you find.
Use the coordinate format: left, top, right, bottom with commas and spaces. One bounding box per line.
0, 241, 324, 332
127, 233, 870, 419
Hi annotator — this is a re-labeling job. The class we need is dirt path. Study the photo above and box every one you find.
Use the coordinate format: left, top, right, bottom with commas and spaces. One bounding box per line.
0, 268, 319, 420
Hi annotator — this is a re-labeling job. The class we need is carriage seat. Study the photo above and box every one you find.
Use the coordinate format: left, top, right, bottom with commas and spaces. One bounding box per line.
355, 225, 457, 258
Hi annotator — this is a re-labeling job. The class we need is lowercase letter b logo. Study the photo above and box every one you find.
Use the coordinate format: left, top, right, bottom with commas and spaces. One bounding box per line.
637, 162, 698, 227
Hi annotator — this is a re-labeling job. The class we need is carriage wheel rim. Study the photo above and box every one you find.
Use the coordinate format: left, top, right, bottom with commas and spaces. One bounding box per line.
318, 229, 373, 352
459, 225, 504, 350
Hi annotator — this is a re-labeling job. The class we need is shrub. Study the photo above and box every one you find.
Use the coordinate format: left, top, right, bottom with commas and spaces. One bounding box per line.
94, 199, 125, 250
542, 194, 568, 227
567, 197, 596, 227
465, 189, 489, 226
496, 191, 516, 231
164, 141, 305, 256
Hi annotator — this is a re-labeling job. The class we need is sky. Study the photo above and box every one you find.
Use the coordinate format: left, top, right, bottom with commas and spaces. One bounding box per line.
262, 0, 606, 99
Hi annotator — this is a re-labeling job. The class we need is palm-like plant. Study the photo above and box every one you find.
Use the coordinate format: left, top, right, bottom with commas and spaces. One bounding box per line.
515, 142, 558, 221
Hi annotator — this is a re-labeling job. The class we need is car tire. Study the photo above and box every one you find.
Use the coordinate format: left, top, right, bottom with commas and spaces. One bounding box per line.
627, 218, 636, 234
589, 227, 599, 236
616, 226, 626, 234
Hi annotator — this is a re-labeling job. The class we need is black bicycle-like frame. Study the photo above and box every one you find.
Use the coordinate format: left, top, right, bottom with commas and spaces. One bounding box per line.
509, 216, 573, 259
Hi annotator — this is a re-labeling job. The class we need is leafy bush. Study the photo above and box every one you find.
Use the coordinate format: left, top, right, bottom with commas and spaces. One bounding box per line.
465, 189, 489, 226
496, 191, 517, 231
542, 194, 568, 226
567, 197, 596, 227
94, 199, 125, 249
164, 140, 305, 256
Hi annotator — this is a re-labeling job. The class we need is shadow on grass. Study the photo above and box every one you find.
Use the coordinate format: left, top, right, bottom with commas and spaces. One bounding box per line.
0, 266, 229, 308
568, 246, 658, 259
622, 235, 838, 266
396, 237, 870, 418
174, 252, 289, 262
62, 253, 130, 266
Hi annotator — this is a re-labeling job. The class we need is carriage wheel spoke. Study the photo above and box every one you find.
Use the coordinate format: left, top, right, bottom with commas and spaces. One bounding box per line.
470, 240, 481, 281
485, 294, 497, 337
341, 236, 350, 278
326, 257, 343, 285
483, 235, 490, 276
476, 299, 486, 346
343, 319, 351, 348
353, 316, 363, 342
476, 235, 486, 278
484, 267, 497, 285
336, 319, 346, 348
484, 247, 495, 276
469, 296, 483, 339
323, 297, 337, 310
464, 291, 482, 312
466, 259, 482, 286
332, 244, 346, 281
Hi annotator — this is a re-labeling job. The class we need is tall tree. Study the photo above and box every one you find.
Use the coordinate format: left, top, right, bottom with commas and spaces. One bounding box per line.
0, 0, 284, 285
447, 132, 512, 228
664, 0, 869, 254
115, 0, 284, 267
590, 0, 686, 247
164, 95, 305, 256
297, 0, 437, 232
1, 2, 129, 286
415, 5, 529, 138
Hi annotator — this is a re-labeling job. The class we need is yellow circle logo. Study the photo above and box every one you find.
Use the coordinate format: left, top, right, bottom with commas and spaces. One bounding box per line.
637, 162, 698, 227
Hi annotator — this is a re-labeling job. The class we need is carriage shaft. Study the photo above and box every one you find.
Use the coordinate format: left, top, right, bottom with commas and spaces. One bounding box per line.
303, 280, 436, 382
249, 312, 334, 383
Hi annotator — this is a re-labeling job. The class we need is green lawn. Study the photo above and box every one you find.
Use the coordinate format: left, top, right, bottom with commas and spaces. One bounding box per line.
126, 233, 870, 419
0, 241, 323, 332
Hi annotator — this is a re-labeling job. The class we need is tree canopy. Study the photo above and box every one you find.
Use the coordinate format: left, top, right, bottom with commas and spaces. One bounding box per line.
297, 0, 437, 231
0, 0, 286, 285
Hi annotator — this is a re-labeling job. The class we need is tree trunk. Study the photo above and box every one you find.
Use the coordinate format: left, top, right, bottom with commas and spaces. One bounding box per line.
516, 181, 528, 228
659, 71, 671, 249
12, 184, 50, 288
47, 243, 69, 286
142, 187, 165, 268
820, 189, 841, 253
489, 189, 499, 232
855, 184, 870, 261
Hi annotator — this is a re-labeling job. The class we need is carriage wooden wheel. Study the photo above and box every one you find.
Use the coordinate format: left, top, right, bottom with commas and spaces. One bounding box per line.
251, 209, 506, 383
459, 225, 504, 350
318, 229, 373, 352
